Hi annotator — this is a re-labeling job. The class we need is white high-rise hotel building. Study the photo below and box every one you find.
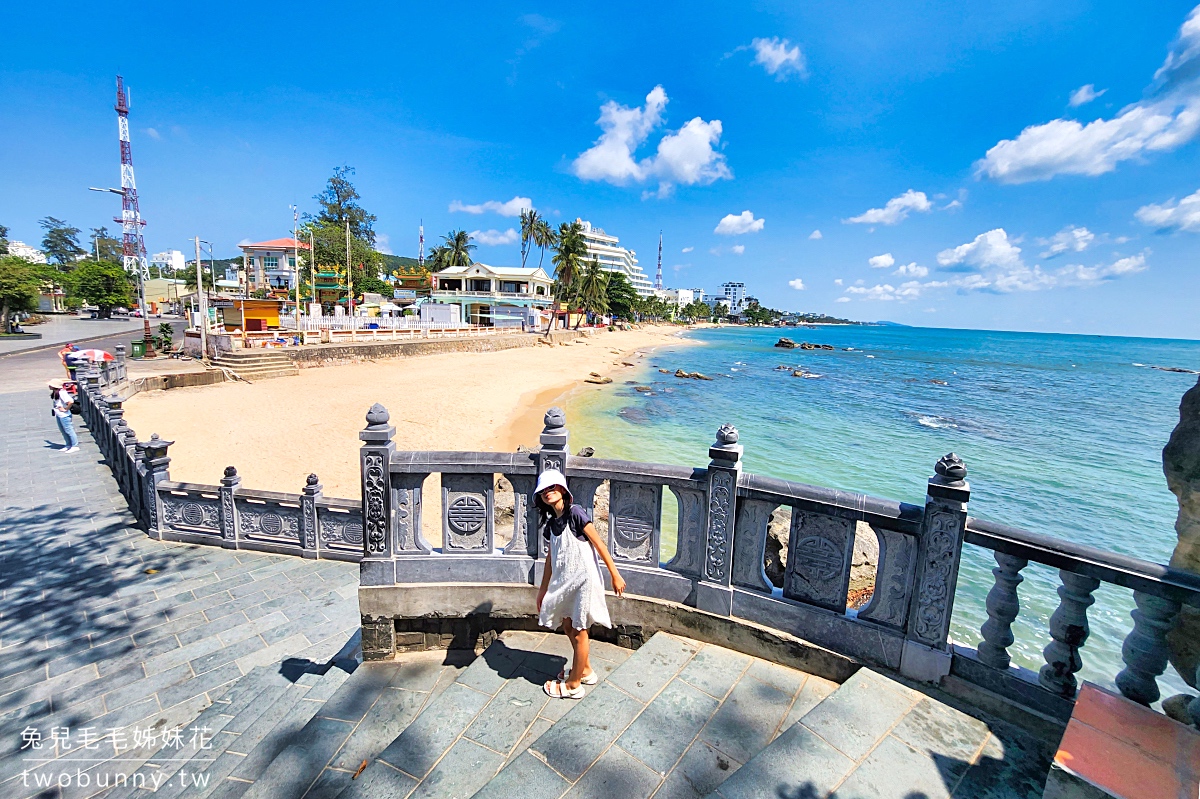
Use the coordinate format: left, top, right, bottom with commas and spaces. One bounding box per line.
576, 219, 654, 297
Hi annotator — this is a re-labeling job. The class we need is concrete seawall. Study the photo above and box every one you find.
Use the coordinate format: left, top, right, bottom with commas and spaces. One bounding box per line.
286, 329, 589, 368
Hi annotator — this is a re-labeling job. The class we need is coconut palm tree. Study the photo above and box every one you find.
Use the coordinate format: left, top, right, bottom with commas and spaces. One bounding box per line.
532, 218, 555, 269
428, 245, 452, 271
519, 208, 541, 268
442, 230, 475, 267
546, 220, 585, 332
576, 257, 609, 328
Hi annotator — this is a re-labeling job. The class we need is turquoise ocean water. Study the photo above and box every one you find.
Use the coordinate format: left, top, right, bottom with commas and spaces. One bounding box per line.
567, 325, 1200, 696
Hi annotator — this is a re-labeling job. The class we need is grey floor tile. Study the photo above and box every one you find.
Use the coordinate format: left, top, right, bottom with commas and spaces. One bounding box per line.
781, 675, 838, 732
889, 697, 991, 765
605, 634, 698, 703
798, 672, 915, 761
504, 716, 553, 768
745, 659, 807, 698
836, 733, 964, 799
471, 750, 570, 799
714, 724, 853, 799
618, 678, 719, 775
565, 743, 661, 798
653, 739, 741, 799
699, 673, 791, 764
533, 681, 644, 781
677, 646, 752, 700
329, 688, 428, 771
465, 675, 549, 755
336, 760, 418, 799
407, 738, 505, 799
376, 682, 491, 779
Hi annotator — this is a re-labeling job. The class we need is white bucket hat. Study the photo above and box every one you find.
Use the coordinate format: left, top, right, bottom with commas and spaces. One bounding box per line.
535, 469, 569, 497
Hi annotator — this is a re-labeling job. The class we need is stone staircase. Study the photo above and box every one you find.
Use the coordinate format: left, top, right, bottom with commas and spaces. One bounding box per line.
211, 351, 298, 381
150, 630, 1051, 799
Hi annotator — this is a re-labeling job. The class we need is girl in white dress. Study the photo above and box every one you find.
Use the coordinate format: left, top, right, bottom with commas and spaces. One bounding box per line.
534, 469, 626, 699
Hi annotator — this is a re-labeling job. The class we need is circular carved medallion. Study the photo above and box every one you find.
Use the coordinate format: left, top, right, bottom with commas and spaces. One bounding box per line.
182, 503, 204, 526
261, 513, 283, 535
795, 535, 843, 582
448, 496, 486, 535
344, 522, 363, 544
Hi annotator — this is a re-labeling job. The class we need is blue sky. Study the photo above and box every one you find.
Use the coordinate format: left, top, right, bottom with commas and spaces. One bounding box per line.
3, 1, 1199, 338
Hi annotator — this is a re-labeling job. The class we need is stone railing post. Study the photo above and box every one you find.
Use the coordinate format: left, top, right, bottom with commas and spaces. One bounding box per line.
111, 418, 130, 495
1040, 571, 1101, 698
902, 453, 970, 683
977, 552, 1028, 670
219, 466, 242, 549
359, 404, 397, 579
124, 426, 142, 520
697, 424, 742, 615
301, 473, 322, 559
115, 344, 127, 382
140, 434, 173, 538
532, 407, 570, 559
1115, 592, 1182, 706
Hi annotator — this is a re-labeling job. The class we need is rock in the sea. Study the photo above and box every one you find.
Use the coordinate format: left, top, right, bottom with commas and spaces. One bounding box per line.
585, 376, 613, 384
689, 372, 713, 381
775, 337, 797, 349
675, 369, 689, 378
659, 368, 671, 374
635, 386, 652, 392
792, 370, 805, 377
1165, 377, 1200, 689
931, 379, 949, 386
590, 371, 601, 378
621, 361, 635, 366
576, 446, 595, 457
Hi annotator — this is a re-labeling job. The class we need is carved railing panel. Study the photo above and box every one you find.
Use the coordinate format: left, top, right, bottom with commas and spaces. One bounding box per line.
730, 498, 775, 594
502, 474, 539, 557
858, 525, 916, 629
783, 511, 855, 613
236, 496, 302, 543
664, 486, 707, 576
392, 473, 432, 555
161, 489, 223, 536
441, 473, 494, 553
607, 480, 662, 565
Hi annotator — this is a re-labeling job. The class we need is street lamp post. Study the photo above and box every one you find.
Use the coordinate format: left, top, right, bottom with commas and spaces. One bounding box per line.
195, 237, 208, 360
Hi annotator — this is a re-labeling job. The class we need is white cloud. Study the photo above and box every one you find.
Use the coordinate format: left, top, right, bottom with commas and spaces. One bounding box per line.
976, 7, 1200, 183
449, 196, 532, 216
682, 246, 694, 253
937, 227, 1148, 292
894, 262, 929, 278
844, 280, 946, 302
1069, 84, 1107, 107
788, 278, 806, 290
571, 86, 731, 195
144, 127, 161, 140
845, 190, 932, 225
731, 244, 745, 255
868, 253, 895, 269
833, 278, 843, 286
1056, 253, 1148, 285
714, 210, 765, 235
835, 296, 851, 303
1038, 225, 1095, 258
375, 233, 393, 255
1136, 187, 1200, 231
470, 228, 519, 246
750, 37, 807, 79
237, 238, 253, 246
809, 229, 822, 239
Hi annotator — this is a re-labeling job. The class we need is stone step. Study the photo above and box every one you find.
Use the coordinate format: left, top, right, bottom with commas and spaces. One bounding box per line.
704, 667, 1052, 799
470, 631, 828, 799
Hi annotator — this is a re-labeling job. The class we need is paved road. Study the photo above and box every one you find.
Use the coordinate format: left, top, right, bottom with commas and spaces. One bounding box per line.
0, 321, 188, 395
0, 316, 150, 356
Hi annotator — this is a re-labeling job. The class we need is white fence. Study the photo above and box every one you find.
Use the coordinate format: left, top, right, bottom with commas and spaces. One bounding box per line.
290, 314, 521, 342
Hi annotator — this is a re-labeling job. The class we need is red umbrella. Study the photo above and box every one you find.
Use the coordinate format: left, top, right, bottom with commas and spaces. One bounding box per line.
73, 349, 115, 362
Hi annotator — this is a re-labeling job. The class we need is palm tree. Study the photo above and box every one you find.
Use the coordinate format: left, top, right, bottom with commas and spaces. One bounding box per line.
576, 257, 609, 328
532, 218, 555, 269
428, 245, 452, 271
442, 230, 475, 267
519, 209, 541, 268
546, 220, 585, 332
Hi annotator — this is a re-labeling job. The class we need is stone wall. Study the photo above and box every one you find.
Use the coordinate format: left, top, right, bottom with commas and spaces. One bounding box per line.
289, 329, 588, 368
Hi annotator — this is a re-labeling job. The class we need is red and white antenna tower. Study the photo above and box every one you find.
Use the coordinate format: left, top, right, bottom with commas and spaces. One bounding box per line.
655, 231, 664, 290
418, 220, 425, 268
114, 75, 154, 352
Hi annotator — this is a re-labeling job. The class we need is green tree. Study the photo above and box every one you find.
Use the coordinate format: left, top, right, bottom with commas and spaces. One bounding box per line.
0, 256, 42, 331
185, 263, 215, 291
604, 271, 639, 321
713, 301, 729, 319
40, 217, 85, 268
441, 230, 475, 267
89, 227, 123, 262
428, 245, 452, 271
681, 299, 711, 321
68, 260, 130, 318
547, 220, 585, 331
0, 224, 9, 256
575, 258, 609, 327
301, 219, 384, 300
532, 217, 555, 269
308, 165, 377, 246
519, 208, 544, 268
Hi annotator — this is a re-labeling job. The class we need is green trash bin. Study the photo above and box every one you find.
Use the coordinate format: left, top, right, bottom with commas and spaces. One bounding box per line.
130, 339, 146, 358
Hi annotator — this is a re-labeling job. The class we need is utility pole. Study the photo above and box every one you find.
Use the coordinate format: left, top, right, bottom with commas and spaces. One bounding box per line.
346, 219, 355, 342
195, 236, 208, 360
308, 229, 316, 321
291, 205, 301, 340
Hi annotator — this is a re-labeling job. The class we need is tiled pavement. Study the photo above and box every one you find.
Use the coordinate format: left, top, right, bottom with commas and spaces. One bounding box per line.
0, 390, 361, 797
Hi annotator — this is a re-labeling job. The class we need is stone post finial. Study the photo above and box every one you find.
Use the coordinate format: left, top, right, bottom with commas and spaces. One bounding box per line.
934, 453, 967, 484
221, 466, 240, 487
539, 407, 569, 454
143, 433, 174, 460
366, 403, 390, 426
543, 407, 565, 431
360, 404, 396, 444
709, 423, 743, 466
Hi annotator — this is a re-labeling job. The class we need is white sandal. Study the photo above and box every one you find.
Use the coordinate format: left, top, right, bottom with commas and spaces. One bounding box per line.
544, 679, 586, 699
557, 668, 599, 685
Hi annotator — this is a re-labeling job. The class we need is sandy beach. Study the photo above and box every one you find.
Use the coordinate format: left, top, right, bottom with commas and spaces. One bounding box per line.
121, 326, 693, 501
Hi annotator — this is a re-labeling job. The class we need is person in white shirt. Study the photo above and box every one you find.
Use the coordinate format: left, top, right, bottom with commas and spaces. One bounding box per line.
49, 381, 79, 453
